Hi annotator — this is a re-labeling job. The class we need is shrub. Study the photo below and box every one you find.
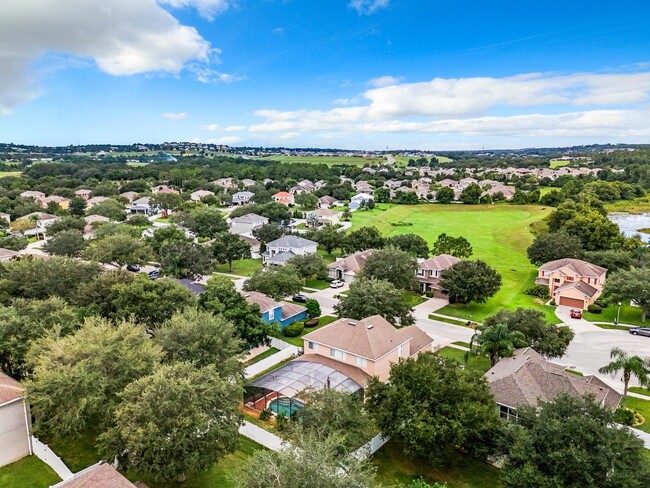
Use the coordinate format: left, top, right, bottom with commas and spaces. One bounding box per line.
275, 412, 288, 430
283, 321, 304, 337
587, 304, 602, 314
524, 285, 550, 299
305, 318, 320, 328
614, 407, 635, 426
305, 298, 321, 318
425, 291, 434, 298
259, 409, 272, 421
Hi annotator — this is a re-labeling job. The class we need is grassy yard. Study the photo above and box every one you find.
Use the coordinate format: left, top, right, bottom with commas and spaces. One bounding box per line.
0, 171, 22, 178
244, 347, 280, 366
281, 315, 338, 346
215, 258, 262, 277
626, 396, 650, 434
549, 159, 570, 168
372, 441, 502, 488
429, 314, 475, 327
349, 204, 554, 323
583, 303, 648, 327
0, 456, 60, 488
629, 386, 650, 397
46, 428, 101, 473
304, 278, 331, 289
403, 291, 428, 307
154, 217, 170, 223
436, 346, 491, 374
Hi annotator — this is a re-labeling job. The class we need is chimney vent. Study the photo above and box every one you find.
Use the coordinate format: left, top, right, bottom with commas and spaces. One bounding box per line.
348, 320, 357, 326
367, 324, 374, 330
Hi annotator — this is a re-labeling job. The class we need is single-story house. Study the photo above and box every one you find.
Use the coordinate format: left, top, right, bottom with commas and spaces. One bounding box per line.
262, 235, 317, 266
51, 462, 135, 488
119, 191, 139, 202
486, 347, 621, 421
130, 197, 154, 215
535, 258, 607, 309
83, 215, 110, 236
11, 212, 59, 238
244, 290, 307, 330
416, 254, 461, 295
232, 191, 254, 206
0, 371, 32, 468
272, 191, 295, 206
229, 213, 269, 236
349, 193, 374, 210
327, 249, 373, 282
19, 190, 45, 200
86, 196, 108, 208
212, 177, 237, 189
241, 178, 257, 188
40, 195, 70, 210
190, 189, 215, 201
318, 196, 339, 209
151, 185, 179, 194
74, 189, 92, 200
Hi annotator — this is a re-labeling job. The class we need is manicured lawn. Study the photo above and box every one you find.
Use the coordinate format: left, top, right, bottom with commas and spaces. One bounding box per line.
453, 341, 470, 348
583, 303, 648, 327
403, 291, 427, 307
244, 347, 280, 366
304, 278, 331, 289
0, 456, 60, 488
549, 159, 570, 168
126, 436, 265, 488
154, 217, 170, 223
626, 396, 650, 434
349, 203, 554, 323
46, 428, 101, 472
317, 249, 337, 264
372, 441, 502, 488
436, 346, 491, 374
214, 258, 262, 277
281, 315, 338, 346
429, 314, 475, 327
593, 323, 632, 331
629, 386, 650, 397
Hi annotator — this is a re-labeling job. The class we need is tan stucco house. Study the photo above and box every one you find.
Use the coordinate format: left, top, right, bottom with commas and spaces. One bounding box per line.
535, 258, 607, 309
416, 254, 460, 295
0, 372, 31, 467
327, 249, 373, 282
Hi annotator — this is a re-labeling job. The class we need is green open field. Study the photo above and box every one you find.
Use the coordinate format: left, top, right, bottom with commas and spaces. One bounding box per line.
0, 171, 22, 178
0, 456, 60, 488
549, 159, 571, 168
582, 303, 648, 327
392, 154, 453, 166
349, 203, 556, 323
258, 155, 385, 166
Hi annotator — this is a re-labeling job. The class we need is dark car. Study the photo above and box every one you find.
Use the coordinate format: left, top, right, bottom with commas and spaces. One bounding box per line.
629, 326, 650, 337
126, 264, 141, 272
147, 269, 160, 280
292, 294, 308, 303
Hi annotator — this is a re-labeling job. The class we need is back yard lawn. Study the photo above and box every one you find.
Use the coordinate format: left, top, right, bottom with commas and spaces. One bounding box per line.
626, 396, 650, 434
281, 315, 338, 346
372, 441, 502, 488
215, 258, 262, 277
0, 456, 60, 488
436, 346, 491, 374
350, 204, 554, 323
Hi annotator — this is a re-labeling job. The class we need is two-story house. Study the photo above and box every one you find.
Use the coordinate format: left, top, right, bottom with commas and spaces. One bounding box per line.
263, 235, 317, 265
535, 258, 607, 309
415, 254, 461, 295
229, 213, 269, 236
317, 196, 339, 209
244, 291, 307, 331
349, 193, 374, 210
130, 197, 155, 215
327, 249, 373, 282
232, 191, 254, 206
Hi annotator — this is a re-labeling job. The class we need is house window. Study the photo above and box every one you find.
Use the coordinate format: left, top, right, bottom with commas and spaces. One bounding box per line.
498, 404, 519, 422
308, 341, 318, 351
398, 344, 404, 357
417, 270, 424, 277
554, 278, 561, 283
330, 348, 346, 360
566, 276, 573, 281
355, 356, 367, 367
268, 308, 274, 320
594, 279, 598, 285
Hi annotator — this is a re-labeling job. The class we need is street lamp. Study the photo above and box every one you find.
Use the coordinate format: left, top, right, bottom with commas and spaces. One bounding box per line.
615, 301, 622, 325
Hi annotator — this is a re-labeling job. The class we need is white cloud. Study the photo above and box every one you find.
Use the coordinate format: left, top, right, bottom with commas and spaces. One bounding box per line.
159, 0, 230, 21
199, 124, 246, 131
349, 0, 390, 15
368, 75, 402, 88
191, 67, 246, 84
162, 112, 188, 120
0, 0, 217, 114
279, 132, 300, 140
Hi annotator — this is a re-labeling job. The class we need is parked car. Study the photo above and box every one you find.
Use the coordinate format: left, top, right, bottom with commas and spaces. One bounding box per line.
148, 269, 160, 280
629, 326, 650, 337
570, 309, 582, 319
292, 294, 308, 303
126, 264, 141, 272
330, 280, 344, 289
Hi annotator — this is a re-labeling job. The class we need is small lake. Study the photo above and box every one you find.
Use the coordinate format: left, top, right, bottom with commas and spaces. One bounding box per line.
608, 212, 650, 242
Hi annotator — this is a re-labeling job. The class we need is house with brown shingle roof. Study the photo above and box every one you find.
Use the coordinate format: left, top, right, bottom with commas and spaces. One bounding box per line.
486, 347, 621, 421
0, 371, 31, 467
51, 462, 135, 488
416, 254, 461, 295
302, 315, 434, 382
535, 258, 607, 309
327, 249, 374, 282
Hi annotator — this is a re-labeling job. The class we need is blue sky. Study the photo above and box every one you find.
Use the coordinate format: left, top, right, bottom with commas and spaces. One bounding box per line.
1, 0, 650, 149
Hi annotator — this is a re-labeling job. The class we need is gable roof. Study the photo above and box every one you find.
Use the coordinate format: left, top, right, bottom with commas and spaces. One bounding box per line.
538, 258, 607, 278
231, 213, 268, 224
303, 315, 432, 361
486, 347, 620, 410
419, 254, 460, 271
318, 196, 338, 204
52, 462, 135, 488
244, 290, 281, 313
266, 235, 316, 249
0, 371, 24, 405
272, 191, 293, 198
327, 249, 374, 273
553, 280, 600, 298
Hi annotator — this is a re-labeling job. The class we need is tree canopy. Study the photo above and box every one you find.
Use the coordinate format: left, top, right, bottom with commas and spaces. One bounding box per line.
335, 277, 414, 326
439, 260, 502, 304
526, 232, 584, 266
604, 267, 650, 321
244, 265, 304, 300
359, 246, 418, 290
431, 233, 473, 258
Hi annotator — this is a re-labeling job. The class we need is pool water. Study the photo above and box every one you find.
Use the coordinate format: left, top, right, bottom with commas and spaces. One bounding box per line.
267, 398, 304, 418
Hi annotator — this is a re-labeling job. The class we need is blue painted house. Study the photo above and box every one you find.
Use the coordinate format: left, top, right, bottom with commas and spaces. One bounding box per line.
244, 291, 308, 330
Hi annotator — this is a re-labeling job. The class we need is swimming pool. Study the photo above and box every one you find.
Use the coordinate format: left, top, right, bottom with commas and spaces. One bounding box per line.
267, 397, 304, 418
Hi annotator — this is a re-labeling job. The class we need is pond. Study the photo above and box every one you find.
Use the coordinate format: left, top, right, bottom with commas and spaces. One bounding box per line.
608, 212, 650, 242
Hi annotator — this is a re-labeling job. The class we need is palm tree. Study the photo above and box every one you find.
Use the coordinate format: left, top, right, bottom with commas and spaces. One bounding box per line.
468, 322, 527, 367
598, 348, 650, 407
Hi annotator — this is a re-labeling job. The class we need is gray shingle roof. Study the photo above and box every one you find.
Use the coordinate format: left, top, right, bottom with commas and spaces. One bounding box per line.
266, 235, 316, 249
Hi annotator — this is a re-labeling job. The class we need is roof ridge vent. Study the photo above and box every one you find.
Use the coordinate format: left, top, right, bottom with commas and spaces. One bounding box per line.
367, 324, 374, 330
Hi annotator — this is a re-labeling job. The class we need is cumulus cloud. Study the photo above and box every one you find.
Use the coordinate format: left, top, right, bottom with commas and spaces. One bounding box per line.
349, 0, 390, 15
162, 112, 188, 120
368, 75, 402, 88
159, 0, 230, 21
0, 0, 218, 114
200, 124, 246, 131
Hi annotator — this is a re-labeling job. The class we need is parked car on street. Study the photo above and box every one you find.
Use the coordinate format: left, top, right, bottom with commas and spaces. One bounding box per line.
126, 264, 141, 272
629, 326, 650, 337
148, 269, 160, 280
330, 280, 344, 289
292, 294, 308, 303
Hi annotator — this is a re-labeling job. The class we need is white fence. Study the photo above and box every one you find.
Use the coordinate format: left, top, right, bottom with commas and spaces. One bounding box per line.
352, 433, 390, 460
239, 421, 287, 451
244, 344, 300, 379
630, 427, 650, 449
31, 436, 73, 481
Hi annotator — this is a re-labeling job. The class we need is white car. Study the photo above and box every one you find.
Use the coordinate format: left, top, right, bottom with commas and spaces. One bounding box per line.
330, 280, 344, 289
